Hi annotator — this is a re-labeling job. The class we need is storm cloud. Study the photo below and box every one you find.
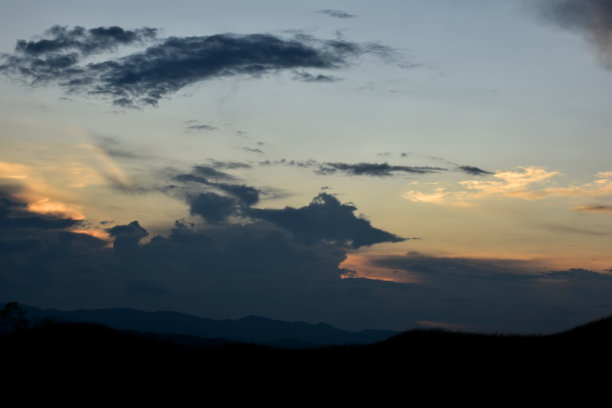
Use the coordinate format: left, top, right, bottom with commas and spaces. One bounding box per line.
1, 26, 387, 106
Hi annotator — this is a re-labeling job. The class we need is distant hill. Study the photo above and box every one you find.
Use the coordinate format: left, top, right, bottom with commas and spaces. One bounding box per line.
18, 304, 397, 348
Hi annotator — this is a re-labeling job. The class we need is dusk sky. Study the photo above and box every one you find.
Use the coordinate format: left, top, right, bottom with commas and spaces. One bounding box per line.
2, 0, 612, 333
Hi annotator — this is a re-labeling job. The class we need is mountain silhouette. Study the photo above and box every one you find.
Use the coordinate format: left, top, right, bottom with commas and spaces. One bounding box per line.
19, 304, 397, 347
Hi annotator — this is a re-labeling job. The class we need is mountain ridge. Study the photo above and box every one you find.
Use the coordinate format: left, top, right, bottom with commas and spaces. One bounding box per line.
18, 304, 398, 347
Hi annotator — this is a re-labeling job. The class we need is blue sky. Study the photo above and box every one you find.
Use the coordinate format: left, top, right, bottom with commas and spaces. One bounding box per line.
1, 0, 612, 333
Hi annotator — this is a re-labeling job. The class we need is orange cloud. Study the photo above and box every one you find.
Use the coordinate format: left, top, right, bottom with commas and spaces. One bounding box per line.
0, 161, 28, 179
70, 229, 113, 247
27, 197, 85, 220
404, 167, 612, 205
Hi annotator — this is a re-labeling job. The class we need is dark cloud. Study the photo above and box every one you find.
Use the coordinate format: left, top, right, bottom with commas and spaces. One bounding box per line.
317, 162, 446, 177
14, 25, 157, 56
173, 166, 259, 201
250, 193, 404, 248
293, 71, 338, 82
173, 167, 400, 247
183, 165, 236, 181
0, 238, 43, 254
318, 9, 356, 19
2, 188, 612, 333
172, 165, 261, 223
187, 192, 239, 224
214, 183, 259, 207
209, 161, 252, 170
1, 27, 387, 106
241, 147, 264, 154
539, 0, 612, 68
107, 220, 148, 257
371, 252, 541, 284
186, 124, 217, 131
457, 165, 493, 176
0, 25, 156, 85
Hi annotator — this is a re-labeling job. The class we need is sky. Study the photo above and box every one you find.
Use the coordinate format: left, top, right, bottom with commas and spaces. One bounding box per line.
1, 0, 612, 334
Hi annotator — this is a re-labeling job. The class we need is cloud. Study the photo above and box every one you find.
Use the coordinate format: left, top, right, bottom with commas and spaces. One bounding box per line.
2, 186, 612, 333
457, 166, 493, 176
175, 165, 237, 182
174, 167, 400, 248
404, 166, 612, 205
171, 165, 261, 223
186, 124, 217, 132
0, 186, 82, 231
241, 147, 264, 154
293, 71, 338, 82
539, 0, 612, 68
0, 184, 109, 260
93, 136, 142, 160
318, 9, 356, 19
457, 166, 559, 198
14, 25, 157, 56
187, 192, 239, 224
574, 204, 612, 213
1, 27, 390, 106
368, 252, 543, 283
209, 161, 252, 170
250, 193, 404, 248
317, 162, 446, 177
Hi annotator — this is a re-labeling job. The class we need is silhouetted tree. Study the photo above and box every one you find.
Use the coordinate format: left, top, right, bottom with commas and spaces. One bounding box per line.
0, 302, 29, 335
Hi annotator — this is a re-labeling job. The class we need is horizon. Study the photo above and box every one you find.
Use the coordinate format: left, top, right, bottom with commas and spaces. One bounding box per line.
2, 0, 612, 334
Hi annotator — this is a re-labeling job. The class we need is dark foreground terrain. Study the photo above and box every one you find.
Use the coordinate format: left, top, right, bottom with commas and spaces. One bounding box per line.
4, 315, 612, 391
